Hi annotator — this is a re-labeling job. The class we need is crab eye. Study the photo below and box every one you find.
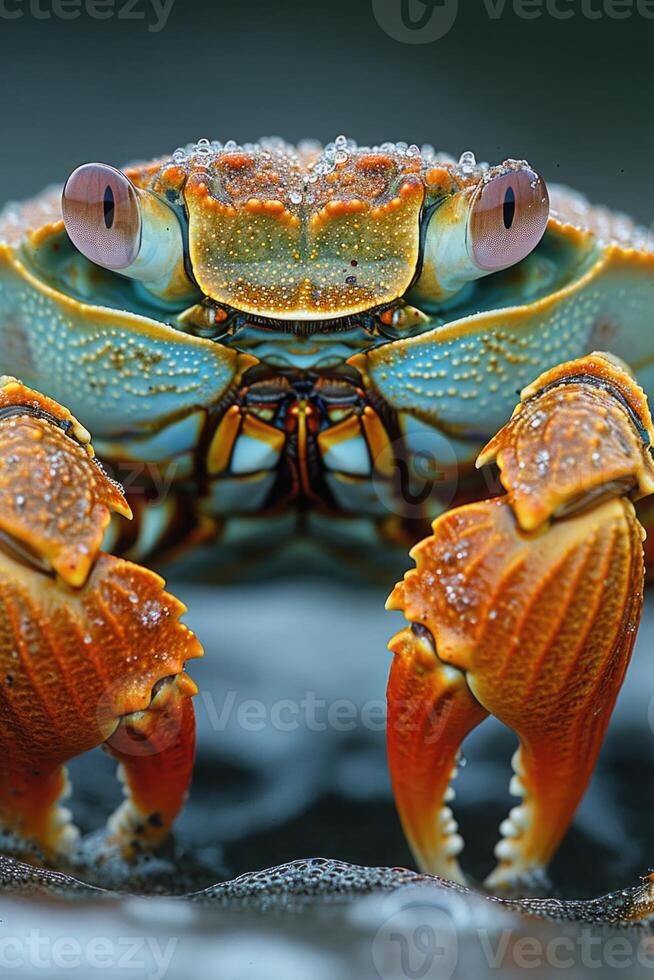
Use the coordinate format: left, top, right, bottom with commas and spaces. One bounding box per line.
62, 161, 198, 306
62, 163, 141, 270
468, 170, 549, 272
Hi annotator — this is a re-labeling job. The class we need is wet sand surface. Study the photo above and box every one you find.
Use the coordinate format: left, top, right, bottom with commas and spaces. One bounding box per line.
2, 577, 654, 977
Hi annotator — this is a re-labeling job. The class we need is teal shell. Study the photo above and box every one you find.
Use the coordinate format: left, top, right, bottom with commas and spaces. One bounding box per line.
1, 154, 653, 572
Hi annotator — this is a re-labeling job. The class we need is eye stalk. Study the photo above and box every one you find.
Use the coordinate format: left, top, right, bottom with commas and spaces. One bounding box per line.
410, 165, 550, 310
62, 163, 197, 306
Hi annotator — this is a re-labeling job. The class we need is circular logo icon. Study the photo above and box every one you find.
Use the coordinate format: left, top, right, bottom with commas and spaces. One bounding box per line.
372, 893, 459, 980
372, 0, 459, 44
372, 430, 459, 520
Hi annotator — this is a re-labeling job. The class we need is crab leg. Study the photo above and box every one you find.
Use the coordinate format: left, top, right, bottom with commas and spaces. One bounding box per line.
0, 763, 74, 858
388, 353, 654, 889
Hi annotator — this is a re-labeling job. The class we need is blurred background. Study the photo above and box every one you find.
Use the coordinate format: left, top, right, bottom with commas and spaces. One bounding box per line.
1, 0, 652, 223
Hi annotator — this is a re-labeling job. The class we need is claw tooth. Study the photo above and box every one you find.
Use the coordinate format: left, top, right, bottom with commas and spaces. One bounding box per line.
509, 774, 525, 797
510, 748, 524, 776
56, 824, 79, 852
443, 786, 456, 802
499, 817, 519, 838
385, 585, 405, 611
444, 834, 464, 857
494, 838, 517, 861
439, 806, 459, 836
509, 805, 530, 830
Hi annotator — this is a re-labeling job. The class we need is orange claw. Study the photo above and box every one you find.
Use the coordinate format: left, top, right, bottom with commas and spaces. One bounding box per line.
0, 376, 130, 587
0, 378, 202, 863
387, 353, 654, 890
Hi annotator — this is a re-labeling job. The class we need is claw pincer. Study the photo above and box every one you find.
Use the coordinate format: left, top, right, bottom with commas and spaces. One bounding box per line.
0, 378, 202, 861
387, 353, 654, 889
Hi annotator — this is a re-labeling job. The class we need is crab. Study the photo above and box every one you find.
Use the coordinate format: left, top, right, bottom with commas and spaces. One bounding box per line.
1, 136, 654, 899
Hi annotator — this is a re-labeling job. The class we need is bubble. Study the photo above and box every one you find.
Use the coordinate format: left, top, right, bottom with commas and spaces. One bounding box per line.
458, 150, 477, 173
195, 137, 212, 157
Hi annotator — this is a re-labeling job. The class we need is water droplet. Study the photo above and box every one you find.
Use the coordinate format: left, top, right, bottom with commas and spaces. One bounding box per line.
458, 150, 477, 173
195, 137, 212, 157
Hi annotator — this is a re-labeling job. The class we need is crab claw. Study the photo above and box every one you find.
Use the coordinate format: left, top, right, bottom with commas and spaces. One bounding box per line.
387, 623, 488, 883
0, 378, 202, 862
387, 353, 654, 890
